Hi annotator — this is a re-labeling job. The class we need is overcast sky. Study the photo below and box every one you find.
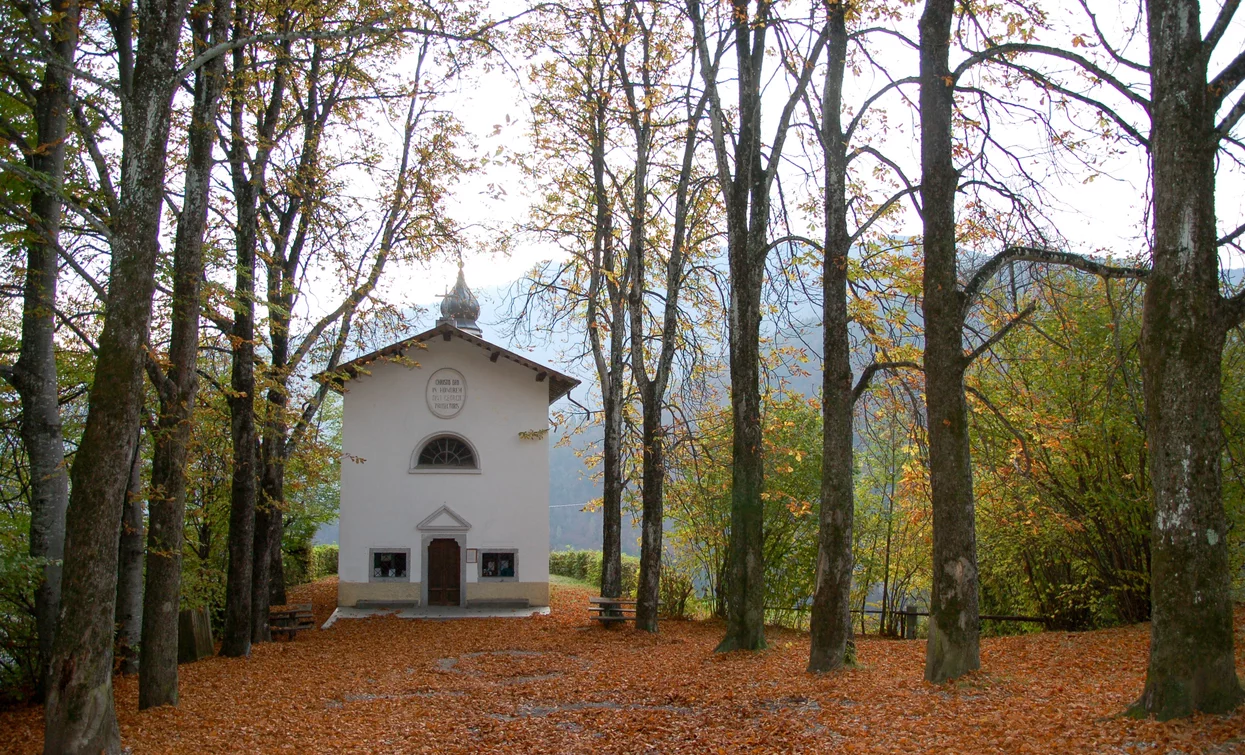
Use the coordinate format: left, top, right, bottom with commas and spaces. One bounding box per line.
343, 0, 1244, 334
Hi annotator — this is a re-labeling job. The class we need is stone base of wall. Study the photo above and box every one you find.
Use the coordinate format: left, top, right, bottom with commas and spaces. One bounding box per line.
338, 580, 421, 607
337, 580, 549, 607
467, 581, 549, 607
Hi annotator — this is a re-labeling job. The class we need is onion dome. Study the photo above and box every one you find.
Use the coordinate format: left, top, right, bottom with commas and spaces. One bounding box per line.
437, 262, 482, 335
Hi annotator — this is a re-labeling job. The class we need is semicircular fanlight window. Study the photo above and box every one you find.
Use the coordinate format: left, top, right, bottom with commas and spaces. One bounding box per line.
417, 436, 477, 469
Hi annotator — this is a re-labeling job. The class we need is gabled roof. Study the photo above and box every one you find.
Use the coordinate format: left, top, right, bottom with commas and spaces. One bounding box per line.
313, 322, 580, 405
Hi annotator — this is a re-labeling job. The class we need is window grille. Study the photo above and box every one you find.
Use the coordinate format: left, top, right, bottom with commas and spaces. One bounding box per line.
416, 436, 476, 469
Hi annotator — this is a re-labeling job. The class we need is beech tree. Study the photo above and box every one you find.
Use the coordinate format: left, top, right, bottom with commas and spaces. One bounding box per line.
1133, 0, 1244, 719
0, 0, 80, 697
217, 0, 275, 656
513, 1, 632, 600
687, 0, 832, 653
604, 0, 718, 632
251, 29, 474, 623
916, 0, 1155, 683
139, 0, 232, 705
43, 0, 192, 748
940, 0, 1243, 711
796, 1, 920, 672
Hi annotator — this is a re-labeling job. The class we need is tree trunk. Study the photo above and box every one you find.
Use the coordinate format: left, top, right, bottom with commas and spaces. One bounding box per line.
920, 0, 980, 684
600, 370, 625, 599
808, 2, 854, 674
250, 465, 281, 642
219, 27, 261, 657
1131, 0, 1244, 719
114, 440, 144, 676
43, 0, 188, 749
634, 395, 664, 631
7, 0, 80, 699
269, 515, 287, 605
139, 0, 229, 704
253, 277, 288, 635
221, 268, 257, 658
715, 0, 770, 653
586, 86, 627, 602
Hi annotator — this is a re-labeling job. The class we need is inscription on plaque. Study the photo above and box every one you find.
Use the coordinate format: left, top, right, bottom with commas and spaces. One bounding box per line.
426, 368, 467, 418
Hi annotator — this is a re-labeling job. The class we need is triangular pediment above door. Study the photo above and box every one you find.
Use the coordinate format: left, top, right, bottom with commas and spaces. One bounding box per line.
416, 505, 472, 532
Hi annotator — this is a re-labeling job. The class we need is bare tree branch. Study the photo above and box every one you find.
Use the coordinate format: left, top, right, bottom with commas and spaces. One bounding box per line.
1217, 89, 1245, 138
965, 303, 1036, 366
1219, 221, 1245, 247
1204, 0, 1240, 52
965, 385, 1032, 474
852, 360, 922, 404
1210, 50, 1245, 108
963, 245, 1149, 309
953, 42, 1150, 112
1075, 0, 1148, 73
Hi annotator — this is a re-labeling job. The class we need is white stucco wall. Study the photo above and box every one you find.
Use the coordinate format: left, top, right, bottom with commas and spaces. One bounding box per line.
337, 335, 552, 606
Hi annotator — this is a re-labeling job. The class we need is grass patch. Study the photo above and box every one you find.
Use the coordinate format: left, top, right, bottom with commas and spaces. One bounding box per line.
550, 573, 596, 590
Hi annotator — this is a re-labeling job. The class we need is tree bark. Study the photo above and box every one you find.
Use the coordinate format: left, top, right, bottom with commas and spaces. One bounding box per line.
599, 363, 625, 600
43, 0, 188, 749
585, 86, 626, 601
1131, 0, 1244, 719
219, 18, 262, 658
221, 12, 289, 654
250, 466, 280, 642
919, 0, 980, 684
634, 394, 664, 631
808, 2, 854, 674
139, 0, 230, 705
269, 520, 287, 605
114, 438, 144, 677
713, 0, 771, 653
7, 0, 80, 699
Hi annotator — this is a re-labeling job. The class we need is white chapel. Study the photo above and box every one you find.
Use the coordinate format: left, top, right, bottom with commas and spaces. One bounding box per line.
320, 266, 578, 609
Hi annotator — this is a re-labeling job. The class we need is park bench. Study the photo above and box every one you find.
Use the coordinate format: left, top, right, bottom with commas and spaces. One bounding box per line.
588, 596, 661, 625
588, 596, 636, 624
269, 603, 314, 640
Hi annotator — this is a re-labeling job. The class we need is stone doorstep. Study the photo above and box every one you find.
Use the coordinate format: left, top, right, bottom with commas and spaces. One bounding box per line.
353, 598, 530, 609
356, 600, 420, 609
321, 603, 551, 629
466, 599, 532, 608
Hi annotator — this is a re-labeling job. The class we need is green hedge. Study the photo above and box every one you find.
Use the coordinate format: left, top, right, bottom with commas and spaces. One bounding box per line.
310, 544, 338, 581
549, 549, 638, 596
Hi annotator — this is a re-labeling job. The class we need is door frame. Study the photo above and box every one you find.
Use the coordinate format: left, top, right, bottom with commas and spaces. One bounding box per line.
420, 533, 466, 607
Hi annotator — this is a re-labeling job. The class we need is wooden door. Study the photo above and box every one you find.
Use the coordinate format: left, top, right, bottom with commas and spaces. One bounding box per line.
427, 538, 461, 606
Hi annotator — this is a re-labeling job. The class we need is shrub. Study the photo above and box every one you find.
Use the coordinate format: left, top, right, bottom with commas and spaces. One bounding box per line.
549, 549, 638, 597
283, 544, 312, 587
310, 544, 338, 581
0, 525, 40, 703
658, 554, 697, 620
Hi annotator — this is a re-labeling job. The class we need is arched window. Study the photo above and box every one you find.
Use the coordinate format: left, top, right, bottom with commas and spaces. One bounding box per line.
415, 435, 477, 470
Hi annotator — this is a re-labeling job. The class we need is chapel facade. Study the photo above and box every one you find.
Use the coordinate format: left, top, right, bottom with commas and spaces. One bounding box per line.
321, 266, 578, 608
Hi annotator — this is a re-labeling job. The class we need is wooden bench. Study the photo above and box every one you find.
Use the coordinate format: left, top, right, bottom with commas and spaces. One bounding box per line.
269, 603, 314, 640
588, 596, 660, 624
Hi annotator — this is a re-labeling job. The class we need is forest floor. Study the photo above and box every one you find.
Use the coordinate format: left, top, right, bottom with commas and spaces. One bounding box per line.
4, 579, 1245, 754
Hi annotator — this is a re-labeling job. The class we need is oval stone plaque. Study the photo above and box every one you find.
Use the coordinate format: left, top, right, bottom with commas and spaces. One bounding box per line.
426, 368, 467, 418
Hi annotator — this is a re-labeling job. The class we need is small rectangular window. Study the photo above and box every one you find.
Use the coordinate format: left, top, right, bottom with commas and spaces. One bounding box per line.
480, 551, 516, 579
371, 550, 409, 581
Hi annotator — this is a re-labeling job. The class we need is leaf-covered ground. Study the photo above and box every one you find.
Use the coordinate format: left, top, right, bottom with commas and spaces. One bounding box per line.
4, 580, 1244, 753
